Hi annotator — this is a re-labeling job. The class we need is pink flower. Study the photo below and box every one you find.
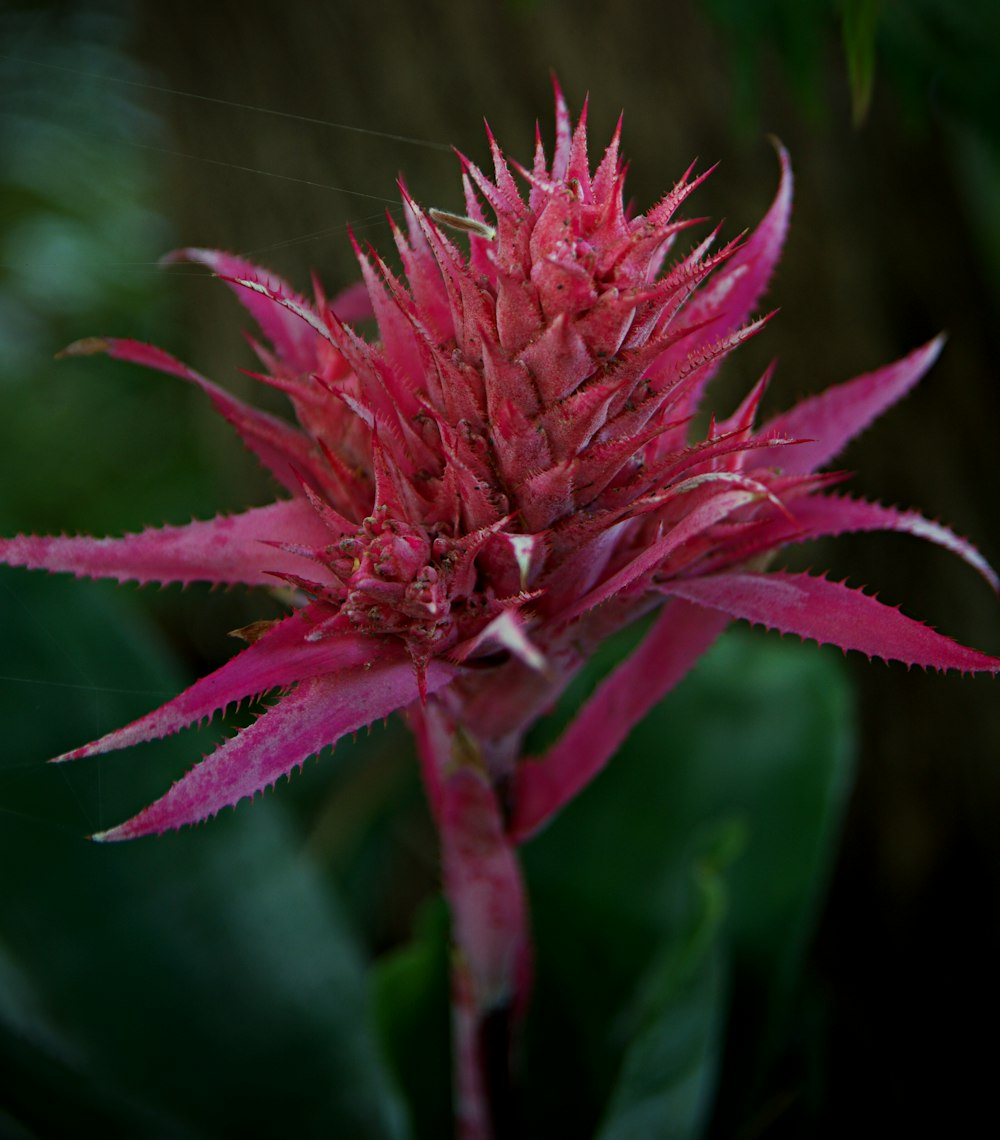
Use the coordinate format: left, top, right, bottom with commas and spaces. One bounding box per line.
3, 88, 996, 844
5, 84, 997, 1136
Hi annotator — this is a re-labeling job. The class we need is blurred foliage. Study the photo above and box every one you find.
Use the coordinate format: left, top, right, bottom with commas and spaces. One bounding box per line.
1, 571, 408, 1139
705, 0, 1000, 143
704, 0, 832, 126
518, 630, 853, 1138
878, 0, 1000, 144
0, 3, 255, 540
841, 0, 880, 125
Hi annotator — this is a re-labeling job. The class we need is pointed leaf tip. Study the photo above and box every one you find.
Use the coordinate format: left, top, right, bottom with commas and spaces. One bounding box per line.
55, 336, 110, 360
663, 571, 1000, 674
765, 336, 946, 476
89, 657, 456, 840
513, 601, 731, 841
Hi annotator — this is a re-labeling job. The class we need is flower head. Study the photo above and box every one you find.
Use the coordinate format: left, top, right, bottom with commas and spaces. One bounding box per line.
3, 86, 997, 842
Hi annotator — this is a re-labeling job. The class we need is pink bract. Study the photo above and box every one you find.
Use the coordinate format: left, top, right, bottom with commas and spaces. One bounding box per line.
2, 87, 996, 848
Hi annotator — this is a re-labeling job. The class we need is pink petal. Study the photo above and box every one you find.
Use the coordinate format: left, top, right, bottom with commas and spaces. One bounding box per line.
56, 614, 392, 762
0, 499, 337, 587
550, 76, 574, 183
661, 570, 1000, 672
511, 600, 731, 841
664, 145, 790, 422
762, 337, 945, 475
93, 657, 455, 840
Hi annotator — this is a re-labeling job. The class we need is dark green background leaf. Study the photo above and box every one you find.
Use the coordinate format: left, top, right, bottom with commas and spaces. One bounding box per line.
520, 629, 854, 1137
0, 573, 408, 1140
596, 832, 730, 1140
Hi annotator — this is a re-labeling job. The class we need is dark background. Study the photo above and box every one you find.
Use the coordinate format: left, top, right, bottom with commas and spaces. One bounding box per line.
2, 0, 998, 1132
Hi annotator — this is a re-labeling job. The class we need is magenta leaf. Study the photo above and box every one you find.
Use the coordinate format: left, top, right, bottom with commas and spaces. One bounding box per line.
560, 484, 772, 624
56, 615, 398, 762
683, 141, 792, 336
661, 571, 1000, 672
695, 492, 1000, 592
0, 499, 338, 588
512, 600, 731, 841
760, 337, 944, 475
94, 656, 455, 841
784, 494, 999, 590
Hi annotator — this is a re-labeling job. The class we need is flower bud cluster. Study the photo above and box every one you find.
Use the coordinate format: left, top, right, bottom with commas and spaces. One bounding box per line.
332, 506, 487, 658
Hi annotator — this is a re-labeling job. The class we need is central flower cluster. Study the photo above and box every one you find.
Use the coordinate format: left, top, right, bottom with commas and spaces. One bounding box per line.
332, 508, 482, 654
6, 84, 995, 853
225, 96, 800, 677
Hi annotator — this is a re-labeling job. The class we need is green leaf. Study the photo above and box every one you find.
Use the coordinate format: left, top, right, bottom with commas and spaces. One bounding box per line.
521, 629, 855, 1136
596, 827, 734, 1140
0, 944, 203, 1139
842, 0, 881, 125
0, 573, 409, 1139
371, 898, 453, 1140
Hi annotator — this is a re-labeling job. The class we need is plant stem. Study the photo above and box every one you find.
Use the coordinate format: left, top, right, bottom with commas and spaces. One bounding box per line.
412, 702, 531, 1140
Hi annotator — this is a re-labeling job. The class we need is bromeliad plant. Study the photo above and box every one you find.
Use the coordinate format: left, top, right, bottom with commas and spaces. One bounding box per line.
2, 86, 997, 1135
